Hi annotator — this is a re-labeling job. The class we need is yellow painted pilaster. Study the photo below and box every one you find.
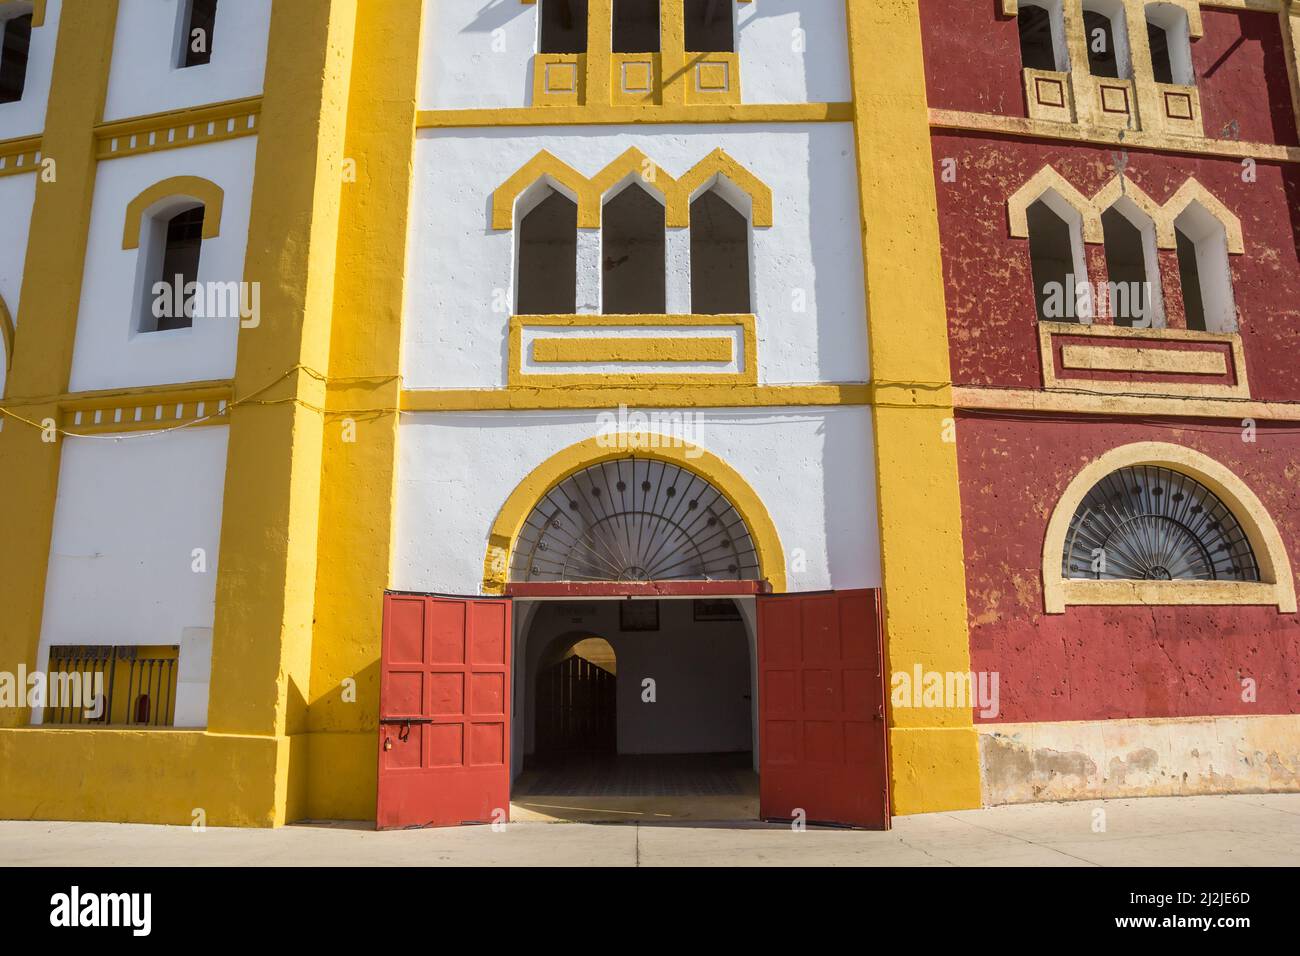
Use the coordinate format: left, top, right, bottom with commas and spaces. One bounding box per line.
586, 0, 613, 106
304, 0, 425, 821
661, 0, 687, 105
0, 1, 119, 727
206, 0, 357, 799
845, 0, 982, 814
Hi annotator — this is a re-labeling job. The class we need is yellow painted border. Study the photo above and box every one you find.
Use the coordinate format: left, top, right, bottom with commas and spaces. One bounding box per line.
121, 175, 224, 250
492, 147, 772, 230
1042, 441, 1297, 614
0, 134, 41, 178
480, 433, 786, 595
399, 382, 870, 412
1038, 321, 1251, 398
0, 0, 45, 28
509, 313, 757, 387
96, 96, 261, 162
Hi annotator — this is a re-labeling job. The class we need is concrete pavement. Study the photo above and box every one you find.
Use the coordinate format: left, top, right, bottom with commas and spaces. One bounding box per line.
1, 793, 1297, 866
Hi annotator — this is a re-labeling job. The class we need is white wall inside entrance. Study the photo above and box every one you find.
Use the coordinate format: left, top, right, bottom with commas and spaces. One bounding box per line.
513, 598, 756, 772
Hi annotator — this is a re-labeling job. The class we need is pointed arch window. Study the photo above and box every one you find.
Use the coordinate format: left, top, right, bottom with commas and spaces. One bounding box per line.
1026, 194, 1088, 323
517, 187, 578, 314
1174, 201, 1235, 333
602, 184, 666, 314
690, 187, 750, 314
1100, 198, 1162, 327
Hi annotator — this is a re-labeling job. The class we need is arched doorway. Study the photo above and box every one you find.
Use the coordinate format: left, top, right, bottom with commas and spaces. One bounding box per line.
536, 635, 617, 757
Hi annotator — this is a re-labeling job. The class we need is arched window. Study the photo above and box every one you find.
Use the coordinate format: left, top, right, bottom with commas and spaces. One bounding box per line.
517, 187, 578, 315
1100, 200, 1161, 327
1145, 3, 1194, 86
1027, 195, 1087, 322
1017, 2, 1063, 72
1082, 0, 1130, 79
602, 184, 665, 314
138, 204, 205, 332
613, 0, 660, 54
690, 187, 750, 314
510, 456, 760, 583
0, 8, 32, 104
540, 0, 588, 55
685, 0, 733, 53
178, 0, 218, 69
1174, 201, 1235, 333
1063, 465, 1259, 582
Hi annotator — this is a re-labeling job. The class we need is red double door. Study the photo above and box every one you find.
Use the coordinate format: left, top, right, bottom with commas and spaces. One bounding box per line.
376, 589, 888, 830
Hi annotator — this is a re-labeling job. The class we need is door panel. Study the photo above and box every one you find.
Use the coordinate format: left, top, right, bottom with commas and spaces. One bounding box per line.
757, 589, 889, 829
376, 593, 512, 829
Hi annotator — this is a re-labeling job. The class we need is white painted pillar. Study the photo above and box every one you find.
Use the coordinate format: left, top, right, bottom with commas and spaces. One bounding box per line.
665, 226, 692, 314
576, 229, 602, 314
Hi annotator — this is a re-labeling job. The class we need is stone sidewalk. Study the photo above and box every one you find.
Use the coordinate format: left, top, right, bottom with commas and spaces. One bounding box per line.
1, 793, 1297, 866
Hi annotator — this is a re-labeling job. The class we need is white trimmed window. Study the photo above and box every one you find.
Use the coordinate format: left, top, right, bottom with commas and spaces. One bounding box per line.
176, 0, 218, 69
0, 3, 33, 104
1174, 201, 1236, 332
1099, 198, 1163, 327
1017, 0, 1069, 72
1027, 191, 1089, 323
1145, 2, 1194, 86
1082, 0, 1132, 79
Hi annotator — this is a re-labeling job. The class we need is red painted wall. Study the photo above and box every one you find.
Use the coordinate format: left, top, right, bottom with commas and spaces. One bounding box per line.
919, 2, 1298, 147
956, 414, 1300, 723
930, 132, 1300, 400
1195, 8, 1299, 148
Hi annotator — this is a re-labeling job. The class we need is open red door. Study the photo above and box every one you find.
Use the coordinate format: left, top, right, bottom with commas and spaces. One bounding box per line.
377, 592, 511, 829
757, 589, 889, 828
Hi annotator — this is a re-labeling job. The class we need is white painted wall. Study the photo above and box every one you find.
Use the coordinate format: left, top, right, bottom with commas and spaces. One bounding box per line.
404, 124, 867, 387
735, 0, 851, 104
34, 425, 229, 726
68, 137, 256, 392
392, 406, 881, 595
418, 1, 851, 109
518, 598, 753, 756
0, 0, 60, 140
0, 170, 36, 395
103, 0, 270, 122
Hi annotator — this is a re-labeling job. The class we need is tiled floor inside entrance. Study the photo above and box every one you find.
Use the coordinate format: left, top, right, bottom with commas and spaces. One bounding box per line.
511, 753, 758, 822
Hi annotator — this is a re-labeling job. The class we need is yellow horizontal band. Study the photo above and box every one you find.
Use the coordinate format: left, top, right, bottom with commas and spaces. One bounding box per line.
420, 102, 853, 129
531, 336, 733, 364
401, 383, 871, 412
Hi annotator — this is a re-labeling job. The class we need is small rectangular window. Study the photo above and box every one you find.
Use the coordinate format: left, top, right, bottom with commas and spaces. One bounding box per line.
0, 13, 32, 104
44, 645, 180, 727
540, 0, 588, 55
685, 0, 733, 53
613, 0, 660, 54
180, 0, 218, 69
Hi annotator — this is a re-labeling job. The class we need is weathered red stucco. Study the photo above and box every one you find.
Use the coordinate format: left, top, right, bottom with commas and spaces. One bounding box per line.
930, 133, 1300, 399
918, 1, 1297, 147
956, 414, 1300, 724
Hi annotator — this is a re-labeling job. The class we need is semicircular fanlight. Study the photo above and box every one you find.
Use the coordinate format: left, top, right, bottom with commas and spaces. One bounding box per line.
1063, 465, 1259, 582
510, 457, 760, 583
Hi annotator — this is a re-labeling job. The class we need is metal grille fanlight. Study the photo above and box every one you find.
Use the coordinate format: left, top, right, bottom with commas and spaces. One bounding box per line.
1063, 465, 1259, 582
510, 457, 761, 583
